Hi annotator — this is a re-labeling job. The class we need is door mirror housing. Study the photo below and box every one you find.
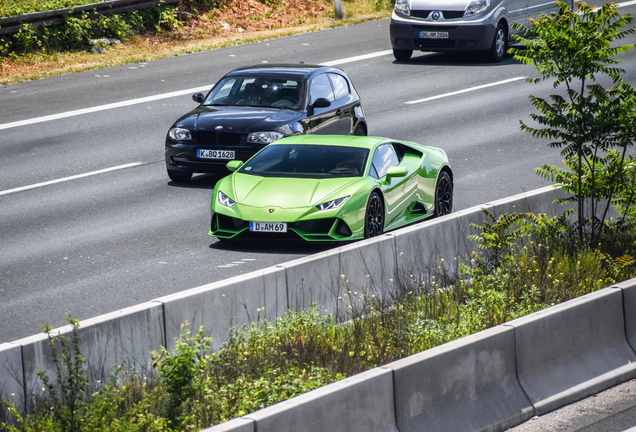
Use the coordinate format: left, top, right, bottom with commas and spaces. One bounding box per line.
192, 92, 205, 103
227, 160, 244, 172
311, 98, 332, 108
386, 166, 408, 180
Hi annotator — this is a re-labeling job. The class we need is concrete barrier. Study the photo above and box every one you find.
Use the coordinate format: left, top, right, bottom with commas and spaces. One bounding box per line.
387, 326, 533, 432
615, 279, 636, 355
393, 205, 489, 283
18, 301, 164, 411
202, 418, 254, 432
486, 185, 570, 217
0, 342, 24, 422
243, 368, 398, 432
506, 288, 636, 416
158, 267, 287, 351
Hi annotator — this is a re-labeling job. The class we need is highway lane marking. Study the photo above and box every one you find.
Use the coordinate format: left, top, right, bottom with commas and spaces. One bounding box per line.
320, 50, 393, 66
618, 0, 636, 6
0, 86, 211, 131
0, 162, 143, 197
405, 76, 527, 105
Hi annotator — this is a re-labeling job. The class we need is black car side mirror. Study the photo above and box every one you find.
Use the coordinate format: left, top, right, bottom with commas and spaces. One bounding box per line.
192, 93, 205, 103
311, 98, 332, 108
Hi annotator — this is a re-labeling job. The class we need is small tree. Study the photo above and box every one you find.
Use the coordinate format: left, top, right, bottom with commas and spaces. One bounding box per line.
510, 1, 636, 245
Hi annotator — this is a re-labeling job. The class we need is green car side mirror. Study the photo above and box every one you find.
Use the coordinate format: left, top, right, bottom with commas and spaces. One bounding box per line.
386, 166, 408, 180
227, 160, 244, 171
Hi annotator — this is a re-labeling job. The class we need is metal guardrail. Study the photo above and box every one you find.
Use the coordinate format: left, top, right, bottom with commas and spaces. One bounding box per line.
0, 0, 180, 35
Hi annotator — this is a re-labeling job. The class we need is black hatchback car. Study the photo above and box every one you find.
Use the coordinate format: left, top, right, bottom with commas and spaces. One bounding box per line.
164, 64, 368, 182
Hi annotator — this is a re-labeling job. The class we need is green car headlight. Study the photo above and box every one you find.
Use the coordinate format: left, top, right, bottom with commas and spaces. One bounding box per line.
218, 191, 236, 207
315, 196, 349, 211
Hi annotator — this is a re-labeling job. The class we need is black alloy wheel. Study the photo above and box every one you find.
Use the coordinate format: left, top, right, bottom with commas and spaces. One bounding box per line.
364, 192, 385, 238
433, 171, 453, 217
167, 170, 193, 182
353, 124, 367, 136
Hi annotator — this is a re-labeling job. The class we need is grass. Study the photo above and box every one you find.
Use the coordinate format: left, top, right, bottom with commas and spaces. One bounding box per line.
0, 0, 392, 85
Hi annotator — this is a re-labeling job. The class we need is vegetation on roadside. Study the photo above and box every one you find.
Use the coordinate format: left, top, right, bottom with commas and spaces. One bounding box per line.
2, 2, 636, 431
0, 0, 393, 85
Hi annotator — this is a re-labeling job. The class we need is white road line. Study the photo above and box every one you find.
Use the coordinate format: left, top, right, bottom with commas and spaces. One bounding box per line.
0, 86, 210, 131
0, 162, 143, 197
618, 0, 636, 7
405, 76, 526, 105
320, 50, 393, 66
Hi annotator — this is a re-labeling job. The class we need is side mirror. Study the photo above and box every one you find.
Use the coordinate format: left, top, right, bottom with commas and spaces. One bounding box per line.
192, 92, 205, 104
311, 98, 332, 108
385, 166, 408, 180
227, 160, 244, 172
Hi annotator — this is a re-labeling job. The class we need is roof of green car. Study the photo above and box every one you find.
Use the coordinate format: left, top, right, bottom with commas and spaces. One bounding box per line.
272, 135, 392, 149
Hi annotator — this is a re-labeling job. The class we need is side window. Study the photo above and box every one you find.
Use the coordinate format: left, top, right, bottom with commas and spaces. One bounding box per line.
370, 144, 399, 179
328, 73, 350, 101
309, 74, 335, 105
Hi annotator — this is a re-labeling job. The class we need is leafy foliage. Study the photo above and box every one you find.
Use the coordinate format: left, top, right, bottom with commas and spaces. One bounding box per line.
510, 1, 636, 245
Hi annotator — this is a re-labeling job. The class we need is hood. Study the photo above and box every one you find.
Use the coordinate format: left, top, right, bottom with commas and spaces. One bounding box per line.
410, 0, 469, 10
231, 174, 358, 208
176, 106, 303, 133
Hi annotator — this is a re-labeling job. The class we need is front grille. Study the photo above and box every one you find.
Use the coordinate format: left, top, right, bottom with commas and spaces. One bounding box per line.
414, 38, 458, 49
413, 24, 458, 30
411, 10, 464, 19
194, 131, 242, 145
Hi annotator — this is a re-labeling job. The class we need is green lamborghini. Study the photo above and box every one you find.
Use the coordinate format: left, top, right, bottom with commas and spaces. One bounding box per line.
209, 135, 453, 242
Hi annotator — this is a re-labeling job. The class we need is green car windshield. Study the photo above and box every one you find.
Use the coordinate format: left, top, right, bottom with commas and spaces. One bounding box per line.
239, 144, 370, 178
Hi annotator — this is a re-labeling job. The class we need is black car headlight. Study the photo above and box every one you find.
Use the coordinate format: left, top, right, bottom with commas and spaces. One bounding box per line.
168, 127, 192, 141
218, 191, 236, 207
247, 132, 285, 144
315, 196, 349, 211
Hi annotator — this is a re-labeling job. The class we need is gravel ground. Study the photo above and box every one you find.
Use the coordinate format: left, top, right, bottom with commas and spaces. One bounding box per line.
507, 379, 636, 432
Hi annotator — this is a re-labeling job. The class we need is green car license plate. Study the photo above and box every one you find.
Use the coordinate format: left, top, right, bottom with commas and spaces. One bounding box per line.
249, 222, 287, 233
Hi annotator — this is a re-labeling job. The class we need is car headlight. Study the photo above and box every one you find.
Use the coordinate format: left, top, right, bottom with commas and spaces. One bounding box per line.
218, 191, 236, 207
464, 0, 490, 16
168, 127, 192, 141
247, 132, 285, 144
394, 0, 410, 16
315, 196, 349, 211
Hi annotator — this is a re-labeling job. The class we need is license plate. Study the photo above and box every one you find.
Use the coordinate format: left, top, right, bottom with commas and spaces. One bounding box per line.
197, 149, 235, 159
249, 222, 287, 233
420, 31, 449, 39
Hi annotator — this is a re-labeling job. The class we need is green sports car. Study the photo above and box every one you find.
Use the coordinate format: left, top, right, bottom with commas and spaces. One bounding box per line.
209, 135, 453, 242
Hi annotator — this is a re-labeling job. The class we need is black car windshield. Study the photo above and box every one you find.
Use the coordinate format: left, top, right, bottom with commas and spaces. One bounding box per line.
203, 75, 305, 110
239, 145, 369, 178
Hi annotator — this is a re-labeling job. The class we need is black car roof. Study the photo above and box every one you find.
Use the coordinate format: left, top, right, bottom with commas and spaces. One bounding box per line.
226, 64, 344, 80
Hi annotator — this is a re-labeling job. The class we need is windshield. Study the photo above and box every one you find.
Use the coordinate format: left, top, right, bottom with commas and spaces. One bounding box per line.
239, 145, 369, 178
203, 75, 305, 110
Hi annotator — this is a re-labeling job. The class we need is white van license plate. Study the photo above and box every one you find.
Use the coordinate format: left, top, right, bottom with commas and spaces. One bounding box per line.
249, 222, 287, 233
420, 31, 449, 39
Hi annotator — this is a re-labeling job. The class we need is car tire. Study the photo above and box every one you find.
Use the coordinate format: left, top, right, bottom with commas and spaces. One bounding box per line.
167, 169, 193, 182
433, 171, 453, 217
489, 23, 507, 63
364, 192, 385, 238
353, 124, 367, 136
393, 48, 413, 61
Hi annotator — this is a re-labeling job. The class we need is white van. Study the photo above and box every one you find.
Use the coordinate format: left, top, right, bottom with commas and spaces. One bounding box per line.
389, 0, 572, 62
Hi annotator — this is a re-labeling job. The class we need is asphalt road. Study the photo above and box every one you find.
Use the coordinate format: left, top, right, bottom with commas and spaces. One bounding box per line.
1, 2, 635, 345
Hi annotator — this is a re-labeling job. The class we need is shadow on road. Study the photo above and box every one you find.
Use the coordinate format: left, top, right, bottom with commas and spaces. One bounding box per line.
209, 238, 342, 255
393, 51, 522, 67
